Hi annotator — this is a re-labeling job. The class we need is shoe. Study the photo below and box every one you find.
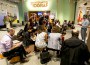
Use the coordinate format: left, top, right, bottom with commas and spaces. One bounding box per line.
20, 59, 29, 63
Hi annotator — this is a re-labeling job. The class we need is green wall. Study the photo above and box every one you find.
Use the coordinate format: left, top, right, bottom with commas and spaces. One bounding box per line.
18, 0, 76, 24
57, 0, 75, 24
17, 1, 24, 23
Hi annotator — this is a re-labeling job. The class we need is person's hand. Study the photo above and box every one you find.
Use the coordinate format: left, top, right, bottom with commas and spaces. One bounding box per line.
11, 42, 22, 49
78, 24, 82, 26
15, 42, 22, 47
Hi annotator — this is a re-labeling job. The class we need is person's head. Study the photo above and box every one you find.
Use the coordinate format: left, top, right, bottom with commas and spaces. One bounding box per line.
62, 31, 66, 36
64, 20, 67, 23
72, 21, 74, 24
7, 28, 15, 36
37, 25, 46, 33
51, 26, 60, 33
72, 29, 79, 38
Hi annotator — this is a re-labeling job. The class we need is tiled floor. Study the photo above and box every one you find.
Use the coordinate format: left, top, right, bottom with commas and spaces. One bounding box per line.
0, 25, 82, 65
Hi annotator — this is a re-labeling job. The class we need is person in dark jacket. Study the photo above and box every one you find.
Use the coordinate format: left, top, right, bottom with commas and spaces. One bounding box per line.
23, 31, 35, 47
24, 22, 30, 32
60, 29, 90, 65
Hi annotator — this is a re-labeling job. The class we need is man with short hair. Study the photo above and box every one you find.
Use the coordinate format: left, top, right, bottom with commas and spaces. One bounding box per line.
60, 29, 90, 65
81, 15, 90, 42
0, 28, 28, 63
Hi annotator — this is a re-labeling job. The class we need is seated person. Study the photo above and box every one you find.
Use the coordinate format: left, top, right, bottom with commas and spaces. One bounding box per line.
30, 29, 37, 42
35, 25, 48, 50
68, 21, 72, 28
0, 41, 6, 57
60, 29, 90, 65
23, 31, 35, 48
17, 29, 24, 41
62, 20, 68, 31
47, 22, 52, 34
47, 26, 62, 57
0, 28, 28, 63
24, 22, 30, 32
71, 21, 75, 29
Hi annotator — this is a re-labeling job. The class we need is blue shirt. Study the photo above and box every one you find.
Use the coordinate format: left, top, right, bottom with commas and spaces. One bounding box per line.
82, 19, 90, 28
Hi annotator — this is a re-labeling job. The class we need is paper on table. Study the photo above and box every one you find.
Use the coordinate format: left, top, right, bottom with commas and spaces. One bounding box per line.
13, 40, 20, 44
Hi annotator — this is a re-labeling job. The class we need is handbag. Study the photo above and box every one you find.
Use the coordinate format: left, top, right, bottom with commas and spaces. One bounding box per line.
40, 51, 51, 64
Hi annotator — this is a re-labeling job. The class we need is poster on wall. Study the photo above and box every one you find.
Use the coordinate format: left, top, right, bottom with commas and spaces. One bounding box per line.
77, 7, 84, 24
77, 10, 83, 23
77, 6, 90, 24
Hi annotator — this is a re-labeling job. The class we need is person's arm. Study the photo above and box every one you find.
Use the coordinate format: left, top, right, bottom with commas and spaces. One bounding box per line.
11, 42, 22, 50
44, 33, 48, 43
6, 40, 21, 50
60, 41, 66, 57
61, 34, 64, 43
82, 20, 90, 27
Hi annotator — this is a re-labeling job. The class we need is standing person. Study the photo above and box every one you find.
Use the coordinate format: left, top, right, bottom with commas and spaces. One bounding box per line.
60, 29, 90, 65
0, 28, 28, 63
5, 16, 10, 29
81, 15, 90, 42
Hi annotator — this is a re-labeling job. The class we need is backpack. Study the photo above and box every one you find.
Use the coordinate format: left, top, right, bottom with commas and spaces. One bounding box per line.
40, 51, 51, 64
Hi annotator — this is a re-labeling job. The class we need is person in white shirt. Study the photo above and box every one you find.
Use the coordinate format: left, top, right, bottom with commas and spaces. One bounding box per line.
0, 41, 6, 54
0, 28, 28, 63
81, 15, 90, 42
35, 25, 48, 49
48, 26, 62, 57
